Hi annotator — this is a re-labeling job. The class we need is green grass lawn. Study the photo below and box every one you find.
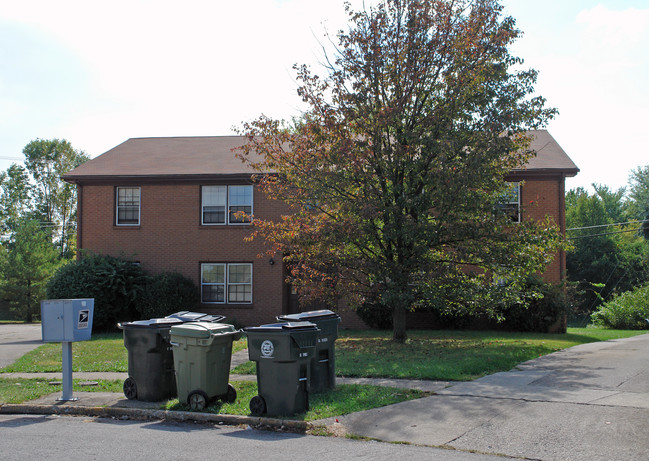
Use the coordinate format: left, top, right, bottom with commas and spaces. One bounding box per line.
2, 327, 646, 414
231, 327, 649, 381
0, 378, 123, 404
1, 333, 248, 373
333, 328, 649, 381
4, 328, 645, 379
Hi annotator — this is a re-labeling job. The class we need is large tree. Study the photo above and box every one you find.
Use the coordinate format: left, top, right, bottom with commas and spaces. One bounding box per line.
22, 138, 89, 257
2, 220, 62, 322
566, 185, 649, 315
239, 0, 563, 342
627, 165, 649, 239
0, 164, 33, 235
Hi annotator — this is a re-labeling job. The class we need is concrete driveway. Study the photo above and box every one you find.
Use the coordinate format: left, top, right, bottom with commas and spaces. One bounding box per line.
0, 324, 43, 369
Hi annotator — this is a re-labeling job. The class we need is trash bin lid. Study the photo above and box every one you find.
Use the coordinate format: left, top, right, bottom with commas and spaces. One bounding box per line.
165, 311, 226, 323
170, 322, 236, 338
118, 318, 184, 329
245, 321, 319, 332
277, 309, 340, 322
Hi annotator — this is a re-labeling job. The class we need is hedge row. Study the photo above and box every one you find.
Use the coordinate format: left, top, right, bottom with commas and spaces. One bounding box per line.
46, 254, 199, 331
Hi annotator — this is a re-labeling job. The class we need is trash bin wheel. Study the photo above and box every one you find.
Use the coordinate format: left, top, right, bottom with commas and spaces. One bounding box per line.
123, 377, 137, 400
188, 390, 209, 411
249, 395, 266, 415
224, 384, 237, 403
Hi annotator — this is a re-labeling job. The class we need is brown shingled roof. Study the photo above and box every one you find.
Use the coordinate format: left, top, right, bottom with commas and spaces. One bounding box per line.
62, 136, 262, 182
518, 130, 579, 176
62, 130, 578, 182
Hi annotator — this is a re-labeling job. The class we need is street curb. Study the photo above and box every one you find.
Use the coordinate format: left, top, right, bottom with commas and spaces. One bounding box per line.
0, 403, 310, 432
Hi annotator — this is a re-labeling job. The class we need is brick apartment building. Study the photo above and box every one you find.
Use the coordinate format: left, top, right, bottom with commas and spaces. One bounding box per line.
62, 131, 578, 327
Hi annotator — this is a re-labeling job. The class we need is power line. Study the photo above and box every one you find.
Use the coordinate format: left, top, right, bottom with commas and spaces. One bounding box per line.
567, 219, 649, 232
568, 228, 645, 240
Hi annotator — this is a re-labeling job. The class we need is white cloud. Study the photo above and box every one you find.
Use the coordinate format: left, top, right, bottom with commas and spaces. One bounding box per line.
576, 5, 649, 49
511, 4, 649, 192
1, 0, 367, 157
2, 0, 648, 192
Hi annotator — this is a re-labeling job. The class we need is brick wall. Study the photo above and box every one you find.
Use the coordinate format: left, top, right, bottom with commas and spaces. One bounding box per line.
76, 174, 567, 328
78, 182, 290, 326
517, 175, 566, 283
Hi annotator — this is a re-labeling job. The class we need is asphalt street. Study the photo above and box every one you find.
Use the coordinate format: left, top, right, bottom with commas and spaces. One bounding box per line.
0, 323, 43, 368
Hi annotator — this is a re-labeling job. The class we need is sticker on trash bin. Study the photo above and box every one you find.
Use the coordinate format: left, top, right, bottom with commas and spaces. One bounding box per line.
78, 310, 90, 329
261, 340, 274, 358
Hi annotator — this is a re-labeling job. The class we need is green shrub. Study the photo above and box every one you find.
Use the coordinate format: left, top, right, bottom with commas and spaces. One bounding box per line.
136, 272, 199, 319
355, 300, 393, 329
591, 284, 649, 330
355, 277, 568, 333
46, 253, 147, 331
498, 277, 568, 333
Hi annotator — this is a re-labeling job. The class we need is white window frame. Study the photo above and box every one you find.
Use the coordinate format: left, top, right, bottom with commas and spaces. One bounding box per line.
201, 263, 253, 304
227, 263, 253, 303
116, 187, 141, 226
497, 182, 521, 223
201, 185, 227, 225
201, 185, 253, 225
228, 185, 253, 224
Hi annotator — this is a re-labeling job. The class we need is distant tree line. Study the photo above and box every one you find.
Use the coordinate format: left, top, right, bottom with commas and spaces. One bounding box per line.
566, 165, 649, 321
0, 139, 88, 321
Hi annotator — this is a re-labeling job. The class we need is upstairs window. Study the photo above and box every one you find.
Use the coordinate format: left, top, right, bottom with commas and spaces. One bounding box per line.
496, 182, 521, 223
116, 187, 140, 226
202, 185, 252, 225
228, 185, 253, 224
202, 186, 227, 224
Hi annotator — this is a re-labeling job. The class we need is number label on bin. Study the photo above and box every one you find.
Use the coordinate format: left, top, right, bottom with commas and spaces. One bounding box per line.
318, 337, 328, 343
261, 340, 274, 358
299, 352, 308, 358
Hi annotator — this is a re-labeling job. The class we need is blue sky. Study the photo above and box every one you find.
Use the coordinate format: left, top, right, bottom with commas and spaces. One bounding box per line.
1, 0, 647, 193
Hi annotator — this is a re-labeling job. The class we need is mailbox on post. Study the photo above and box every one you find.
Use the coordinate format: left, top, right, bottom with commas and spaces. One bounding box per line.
41, 299, 94, 401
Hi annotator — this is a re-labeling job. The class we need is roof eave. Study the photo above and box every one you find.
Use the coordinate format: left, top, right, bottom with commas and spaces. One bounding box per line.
62, 172, 265, 185
510, 167, 580, 178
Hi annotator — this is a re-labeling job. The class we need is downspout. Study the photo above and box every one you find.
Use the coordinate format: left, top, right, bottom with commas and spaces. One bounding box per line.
77, 184, 83, 258
559, 173, 566, 282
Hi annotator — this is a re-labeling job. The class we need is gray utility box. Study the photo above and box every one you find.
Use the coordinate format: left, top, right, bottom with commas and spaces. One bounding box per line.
40, 298, 95, 401
41, 299, 94, 343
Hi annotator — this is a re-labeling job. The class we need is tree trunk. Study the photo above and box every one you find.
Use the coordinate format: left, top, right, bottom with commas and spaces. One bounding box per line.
392, 302, 407, 343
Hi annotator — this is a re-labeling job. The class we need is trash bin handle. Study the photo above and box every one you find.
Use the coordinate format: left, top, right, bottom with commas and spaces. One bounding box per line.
169, 341, 180, 347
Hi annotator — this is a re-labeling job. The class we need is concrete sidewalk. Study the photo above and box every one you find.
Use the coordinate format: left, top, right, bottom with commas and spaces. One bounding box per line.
323, 334, 649, 461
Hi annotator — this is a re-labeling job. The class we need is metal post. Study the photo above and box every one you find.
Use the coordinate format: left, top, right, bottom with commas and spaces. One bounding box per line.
58, 342, 77, 401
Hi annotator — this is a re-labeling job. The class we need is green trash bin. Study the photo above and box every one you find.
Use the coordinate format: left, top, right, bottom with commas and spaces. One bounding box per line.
245, 321, 319, 416
277, 310, 341, 393
170, 322, 242, 411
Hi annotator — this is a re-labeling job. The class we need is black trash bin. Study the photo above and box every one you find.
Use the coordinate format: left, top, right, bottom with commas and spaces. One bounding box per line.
165, 311, 225, 323
277, 310, 341, 393
118, 311, 225, 402
245, 321, 319, 416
